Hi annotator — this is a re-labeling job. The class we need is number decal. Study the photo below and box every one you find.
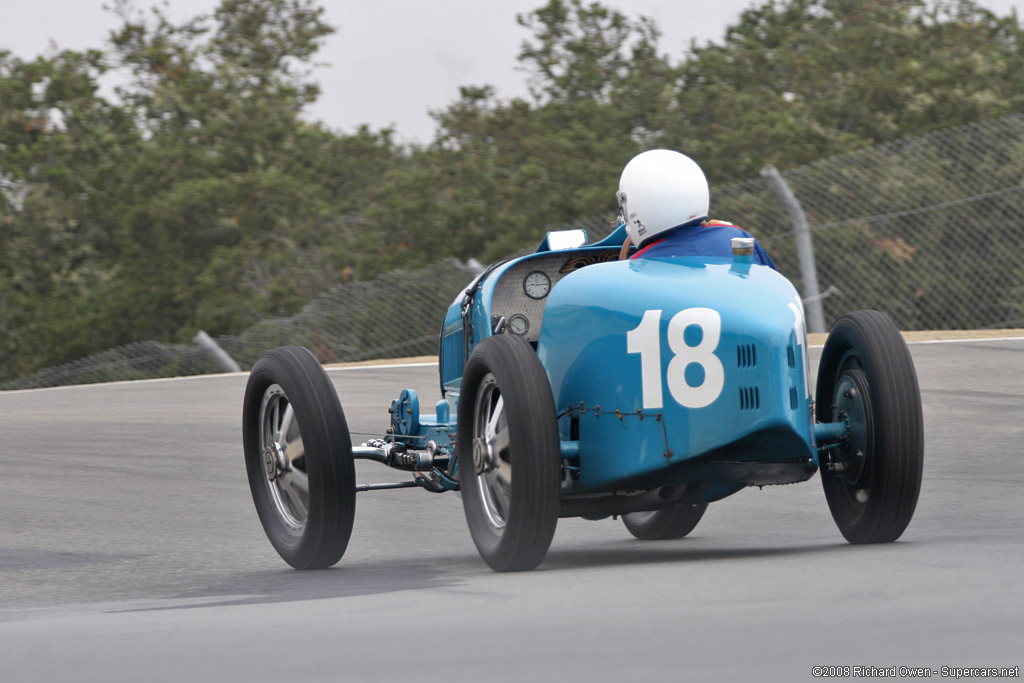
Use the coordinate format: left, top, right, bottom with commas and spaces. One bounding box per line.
667, 308, 725, 408
626, 309, 663, 409
626, 308, 725, 409
788, 299, 811, 398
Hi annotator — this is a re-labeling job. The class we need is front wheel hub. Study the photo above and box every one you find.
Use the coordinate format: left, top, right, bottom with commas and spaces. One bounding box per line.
832, 370, 871, 485
472, 436, 493, 475
262, 443, 289, 481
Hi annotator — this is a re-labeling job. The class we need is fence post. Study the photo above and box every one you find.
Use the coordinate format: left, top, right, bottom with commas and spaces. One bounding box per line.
760, 165, 827, 333
193, 330, 241, 373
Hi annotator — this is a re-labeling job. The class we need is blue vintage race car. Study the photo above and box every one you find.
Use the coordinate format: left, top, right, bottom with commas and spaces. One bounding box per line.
242, 225, 924, 571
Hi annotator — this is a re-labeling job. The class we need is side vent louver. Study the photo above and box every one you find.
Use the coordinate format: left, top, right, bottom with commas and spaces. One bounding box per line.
739, 386, 760, 411
736, 344, 757, 368
790, 387, 799, 410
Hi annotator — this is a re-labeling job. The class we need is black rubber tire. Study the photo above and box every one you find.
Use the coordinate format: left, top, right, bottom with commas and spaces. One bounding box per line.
457, 334, 560, 571
622, 503, 708, 540
242, 346, 356, 569
815, 311, 923, 544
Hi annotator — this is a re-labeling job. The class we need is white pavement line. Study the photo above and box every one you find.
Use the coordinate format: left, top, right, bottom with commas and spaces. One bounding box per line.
905, 336, 1024, 345
2, 337, 1021, 395
325, 362, 437, 372
0, 371, 250, 395
807, 336, 1024, 349
0, 362, 440, 395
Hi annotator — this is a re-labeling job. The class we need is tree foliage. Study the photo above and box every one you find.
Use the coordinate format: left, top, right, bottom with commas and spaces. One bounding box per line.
666, 0, 1024, 180
3, 0, 1024, 382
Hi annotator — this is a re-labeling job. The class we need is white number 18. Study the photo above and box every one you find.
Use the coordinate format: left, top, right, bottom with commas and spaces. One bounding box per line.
626, 308, 725, 410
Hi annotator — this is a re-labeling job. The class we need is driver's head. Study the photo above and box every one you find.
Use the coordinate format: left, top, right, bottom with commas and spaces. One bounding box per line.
617, 150, 709, 247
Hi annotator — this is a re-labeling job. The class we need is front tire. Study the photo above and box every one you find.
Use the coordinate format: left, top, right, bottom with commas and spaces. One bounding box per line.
243, 346, 356, 569
816, 311, 923, 544
457, 334, 560, 571
622, 503, 708, 540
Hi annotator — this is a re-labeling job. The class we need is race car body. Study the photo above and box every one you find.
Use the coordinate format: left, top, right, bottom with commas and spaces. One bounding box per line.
243, 224, 923, 571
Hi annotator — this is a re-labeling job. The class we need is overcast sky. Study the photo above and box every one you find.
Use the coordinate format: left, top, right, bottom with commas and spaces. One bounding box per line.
3, 0, 1023, 143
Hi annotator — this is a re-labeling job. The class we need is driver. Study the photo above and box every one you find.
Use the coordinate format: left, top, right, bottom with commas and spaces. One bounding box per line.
616, 149, 777, 270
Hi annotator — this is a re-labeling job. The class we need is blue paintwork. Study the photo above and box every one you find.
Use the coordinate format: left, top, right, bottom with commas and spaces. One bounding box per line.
439, 223, 635, 392
590, 222, 630, 248
402, 413, 453, 449
559, 440, 581, 459
421, 229, 832, 500
813, 421, 847, 447
390, 388, 420, 436
537, 256, 815, 492
439, 263, 509, 391
434, 398, 450, 424
390, 388, 455, 452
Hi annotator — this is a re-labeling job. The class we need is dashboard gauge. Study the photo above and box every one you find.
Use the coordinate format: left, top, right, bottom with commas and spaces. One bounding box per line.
508, 314, 529, 336
523, 270, 551, 299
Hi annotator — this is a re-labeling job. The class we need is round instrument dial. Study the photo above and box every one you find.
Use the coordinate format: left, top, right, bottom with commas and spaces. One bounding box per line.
523, 270, 551, 299
508, 314, 529, 336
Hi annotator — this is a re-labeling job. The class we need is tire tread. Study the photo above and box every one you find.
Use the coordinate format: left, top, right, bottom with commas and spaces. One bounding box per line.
458, 334, 560, 571
242, 346, 356, 569
816, 311, 923, 544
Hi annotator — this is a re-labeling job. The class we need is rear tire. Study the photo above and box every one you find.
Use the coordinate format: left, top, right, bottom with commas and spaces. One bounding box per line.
815, 311, 923, 544
622, 503, 708, 540
243, 346, 356, 569
458, 334, 560, 571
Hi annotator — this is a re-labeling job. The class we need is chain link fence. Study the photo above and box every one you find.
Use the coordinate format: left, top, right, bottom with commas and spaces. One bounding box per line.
4, 115, 1023, 390
713, 115, 1024, 332
0, 340, 224, 390
0, 260, 480, 390
214, 259, 482, 367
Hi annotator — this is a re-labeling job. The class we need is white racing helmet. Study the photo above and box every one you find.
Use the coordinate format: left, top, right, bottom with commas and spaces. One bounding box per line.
617, 149, 709, 246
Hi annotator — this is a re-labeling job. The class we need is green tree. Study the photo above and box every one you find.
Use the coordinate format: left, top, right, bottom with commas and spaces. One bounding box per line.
663, 0, 1024, 181
7, 0, 1024, 385
100, 0, 404, 337
0, 48, 139, 379
355, 0, 674, 265
1, 0, 402, 381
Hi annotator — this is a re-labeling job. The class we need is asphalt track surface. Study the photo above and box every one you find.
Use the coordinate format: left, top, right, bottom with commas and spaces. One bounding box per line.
1, 338, 1022, 682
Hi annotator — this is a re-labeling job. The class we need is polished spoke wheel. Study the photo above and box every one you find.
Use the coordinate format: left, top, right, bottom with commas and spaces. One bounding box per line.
472, 381, 512, 532
243, 346, 356, 569
458, 334, 560, 572
258, 387, 309, 533
816, 311, 923, 544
